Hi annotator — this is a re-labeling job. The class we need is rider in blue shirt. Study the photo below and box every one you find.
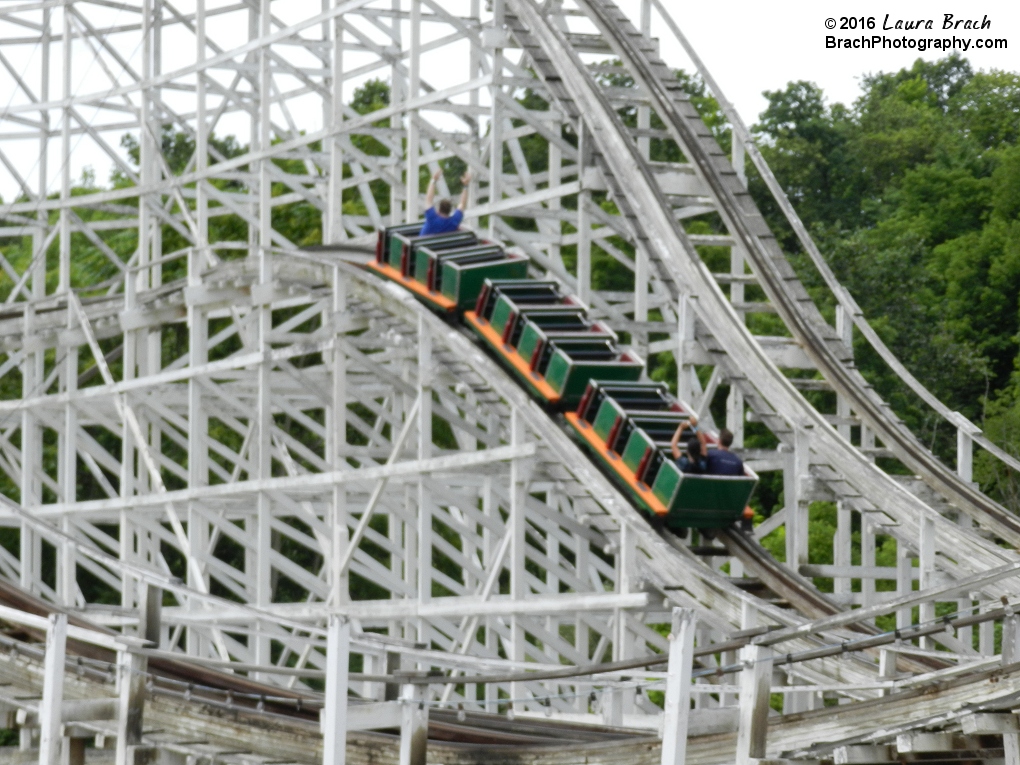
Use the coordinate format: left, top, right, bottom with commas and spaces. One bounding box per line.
706, 428, 745, 476
420, 170, 471, 236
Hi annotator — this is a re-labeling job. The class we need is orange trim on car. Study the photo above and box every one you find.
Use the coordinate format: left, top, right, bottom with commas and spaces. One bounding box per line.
564, 412, 668, 516
365, 261, 458, 312
464, 312, 561, 402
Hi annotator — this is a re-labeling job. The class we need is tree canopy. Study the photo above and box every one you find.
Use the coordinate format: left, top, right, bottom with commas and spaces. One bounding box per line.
749, 55, 1020, 497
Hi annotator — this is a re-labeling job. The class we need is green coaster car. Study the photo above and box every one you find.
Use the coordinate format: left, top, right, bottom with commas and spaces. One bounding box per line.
390, 230, 477, 277
371, 224, 531, 314
469, 280, 641, 407
568, 381, 758, 530
416, 243, 530, 311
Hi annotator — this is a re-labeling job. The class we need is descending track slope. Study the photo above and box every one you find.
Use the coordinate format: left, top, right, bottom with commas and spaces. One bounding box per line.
571, 0, 1020, 545
505, 0, 1017, 587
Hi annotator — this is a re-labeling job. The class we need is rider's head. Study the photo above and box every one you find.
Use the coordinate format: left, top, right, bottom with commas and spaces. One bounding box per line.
438, 198, 453, 216
719, 429, 734, 448
687, 440, 702, 458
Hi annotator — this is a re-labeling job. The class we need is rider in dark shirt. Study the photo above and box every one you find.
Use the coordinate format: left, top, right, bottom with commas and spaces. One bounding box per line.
677, 440, 708, 474
670, 416, 707, 474
705, 428, 745, 476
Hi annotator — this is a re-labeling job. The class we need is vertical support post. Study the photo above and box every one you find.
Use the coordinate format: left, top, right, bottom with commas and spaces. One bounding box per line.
38, 613, 68, 765
330, 273, 349, 608
573, 527, 590, 714
399, 682, 428, 765
465, 0, 481, 232
726, 387, 744, 450
608, 523, 636, 724
186, 254, 208, 656
139, 584, 161, 645
195, 0, 208, 254
660, 608, 696, 765
735, 644, 772, 765
21, 306, 40, 594
58, 3, 72, 294
636, 0, 651, 161
115, 647, 147, 765
60, 303, 78, 606
634, 246, 648, 355
487, 0, 505, 238
388, 0, 402, 224
1005, 729, 1020, 765
725, 241, 746, 448
860, 423, 876, 460
417, 316, 432, 646
676, 293, 695, 404
508, 407, 526, 710
918, 515, 936, 649
979, 594, 995, 656
835, 305, 854, 442
64, 737, 86, 765
860, 517, 875, 613
896, 540, 912, 631
323, 616, 350, 765
326, 1, 344, 242
783, 429, 809, 570
1002, 612, 1018, 665
576, 126, 591, 306
405, 0, 421, 222
254, 0, 274, 673
878, 649, 896, 696
732, 132, 747, 188
385, 651, 403, 702
956, 420, 973, 484
833, 502, 851, 599
34, 4, 50, 303
1001, 615, 1020, 765
634, 0, 651, 343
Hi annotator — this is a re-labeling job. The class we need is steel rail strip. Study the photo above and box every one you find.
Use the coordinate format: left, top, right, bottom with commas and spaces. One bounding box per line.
573, 0, 1020, 547
506, 0, 1017, 591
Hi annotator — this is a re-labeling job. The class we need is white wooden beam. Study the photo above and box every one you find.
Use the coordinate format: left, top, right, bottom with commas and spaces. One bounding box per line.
661, 608, 696, 765
38, 613, 67, 765
322, 615, 350, 765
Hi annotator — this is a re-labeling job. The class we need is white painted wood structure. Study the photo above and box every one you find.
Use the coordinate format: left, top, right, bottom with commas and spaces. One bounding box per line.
0, 0, 1018, 762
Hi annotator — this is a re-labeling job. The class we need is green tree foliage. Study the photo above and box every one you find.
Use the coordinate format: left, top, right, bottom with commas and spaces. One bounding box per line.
752, 55, 1020, 504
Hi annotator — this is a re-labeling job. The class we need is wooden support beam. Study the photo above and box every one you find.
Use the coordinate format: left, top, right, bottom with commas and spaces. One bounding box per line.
399, 682, 428, 765
661, 608, 696, 765
62, 735, 86, 765
115, 648, 148, 765
833, 744, 894, 764
38, 612, 68, 765
962, 713, 1020, 734
736, 644, 772, 765
322, 615, 351, 765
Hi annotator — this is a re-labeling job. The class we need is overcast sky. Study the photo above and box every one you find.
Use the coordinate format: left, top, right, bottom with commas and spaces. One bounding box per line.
654, 0, 1020, 126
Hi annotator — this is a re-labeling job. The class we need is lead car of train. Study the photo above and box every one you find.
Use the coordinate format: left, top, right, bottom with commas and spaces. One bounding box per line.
369, 222, 758, 532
